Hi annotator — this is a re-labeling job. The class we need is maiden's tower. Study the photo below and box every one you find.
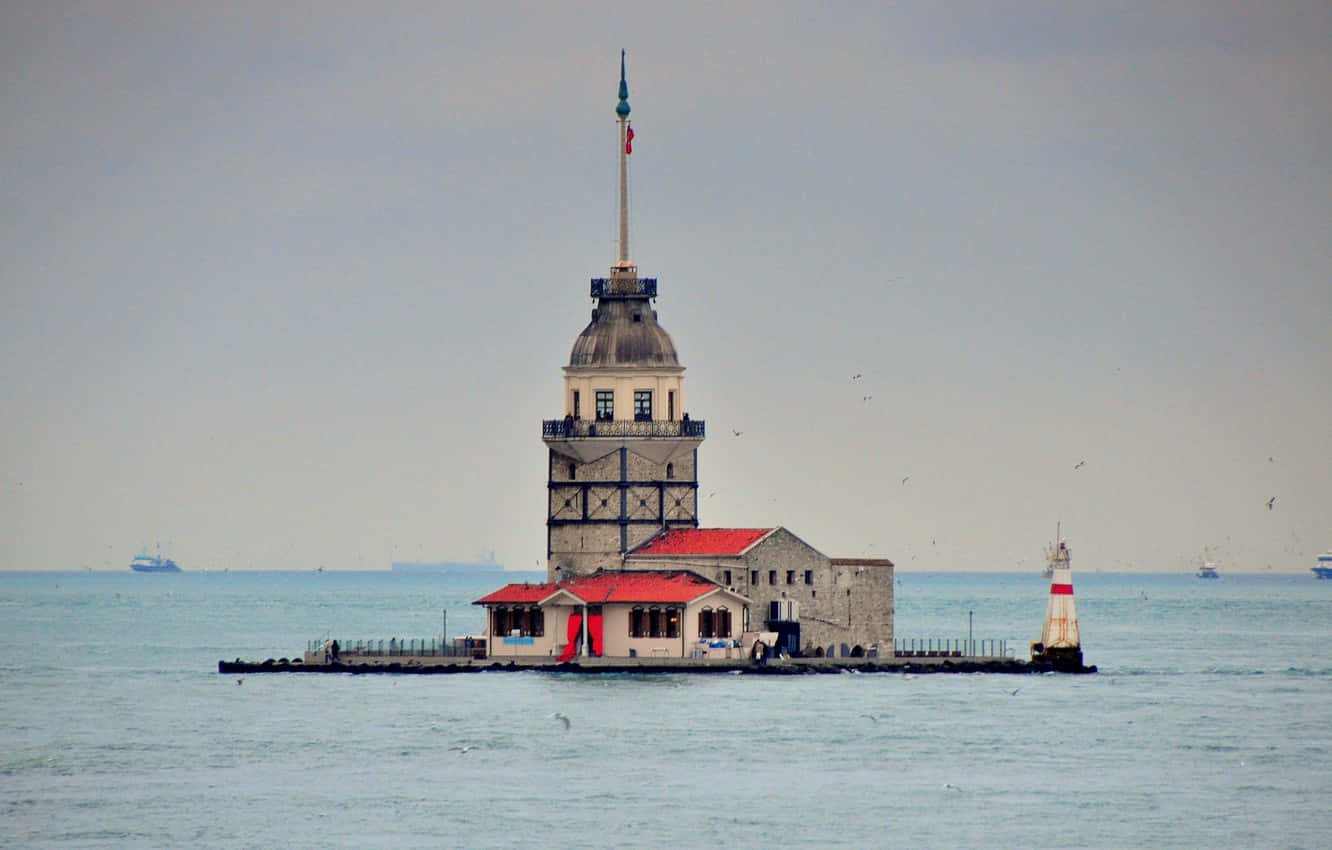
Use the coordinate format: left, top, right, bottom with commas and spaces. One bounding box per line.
541, 52, 705, 579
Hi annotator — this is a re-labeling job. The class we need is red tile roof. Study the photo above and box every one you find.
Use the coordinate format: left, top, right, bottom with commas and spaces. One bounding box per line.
474, 571, 730, 606
631, 528, 773, 556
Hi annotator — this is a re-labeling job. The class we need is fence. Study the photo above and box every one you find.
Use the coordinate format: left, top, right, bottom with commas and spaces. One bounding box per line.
307, 638, 485, 659
893, 638, 1011, 658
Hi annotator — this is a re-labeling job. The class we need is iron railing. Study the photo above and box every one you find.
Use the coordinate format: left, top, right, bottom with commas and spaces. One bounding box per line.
893, 638, 1011, 658
307, 638, 486, 659
590, 277, 657, 298
542, 419, 705, 439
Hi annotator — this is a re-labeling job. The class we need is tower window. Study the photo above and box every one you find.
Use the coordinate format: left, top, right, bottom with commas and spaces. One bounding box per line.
750, 570, 758, 585
768, 570, 777, 585
634, 391, 652, 422
804, 570, 813, 585
568, 464, 576, 480
632, 312, 643, 323
786, 570, 795, 585
572, 390, 580, 420
723, 570, 732, 586
668, 390, 675, 421
595, 391, 613, 421
666, 463, 674, 479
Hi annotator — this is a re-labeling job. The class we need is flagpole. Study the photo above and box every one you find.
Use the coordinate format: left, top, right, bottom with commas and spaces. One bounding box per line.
616, 49, 631, 271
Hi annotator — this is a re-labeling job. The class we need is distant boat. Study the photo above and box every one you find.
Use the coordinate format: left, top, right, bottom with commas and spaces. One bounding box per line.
130, 551, 181, 573
1196, 560, 1220, 579
391, 552, 503, 575
1313, 551, 1332, 580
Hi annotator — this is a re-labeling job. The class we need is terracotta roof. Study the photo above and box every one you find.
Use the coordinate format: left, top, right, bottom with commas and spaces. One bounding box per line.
631, 528, 773, 556
474, 571, 731, 606
474, 583, 558, 605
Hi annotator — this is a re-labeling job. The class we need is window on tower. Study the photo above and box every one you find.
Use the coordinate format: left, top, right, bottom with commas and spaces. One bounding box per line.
634, 391, 652, 422
596, 391, 614, 421
572, 390, 580, 420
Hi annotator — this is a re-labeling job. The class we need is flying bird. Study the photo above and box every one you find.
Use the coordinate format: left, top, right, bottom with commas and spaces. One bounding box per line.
901, 476, 910, 484
551, 712, 571, 730
851, 373, 862, 381
1009, 687, 1021, 697
1267, 497, 1275, 510
236, 679, 243, 685
862, 395, 872, 403
1073, 460, 1086, 470
448, 744, 475, 754
731, 429, 743, 437
860, 713, 879, 722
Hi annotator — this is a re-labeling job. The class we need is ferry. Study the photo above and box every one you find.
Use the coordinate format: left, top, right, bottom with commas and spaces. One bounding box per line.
130, 552, 181, 573
1313, 551, 1332, 580
1196, 561, 1220, 579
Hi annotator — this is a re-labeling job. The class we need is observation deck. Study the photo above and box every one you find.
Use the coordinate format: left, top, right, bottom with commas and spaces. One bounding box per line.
590, 277, 657, 299
542, 417, 704, 464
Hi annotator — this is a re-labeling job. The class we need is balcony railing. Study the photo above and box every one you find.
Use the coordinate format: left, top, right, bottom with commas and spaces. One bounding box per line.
542, 418, 705, 439
590, 277, 657, 299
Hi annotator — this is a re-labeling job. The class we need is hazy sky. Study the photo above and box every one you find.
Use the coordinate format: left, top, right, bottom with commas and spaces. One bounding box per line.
3, 2, 1328, 573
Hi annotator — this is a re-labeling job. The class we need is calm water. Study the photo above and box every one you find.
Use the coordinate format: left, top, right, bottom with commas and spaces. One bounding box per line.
2, 570, 1329, 848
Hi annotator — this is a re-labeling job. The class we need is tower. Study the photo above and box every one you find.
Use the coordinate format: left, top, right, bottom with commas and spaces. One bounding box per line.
541, 52, 705, 579
1032, 528, 1084, 670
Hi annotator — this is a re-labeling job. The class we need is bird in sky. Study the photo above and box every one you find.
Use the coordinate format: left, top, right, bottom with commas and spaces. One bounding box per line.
1009, 687, 1021, 697
851, 373, 862, 380
731, 429, 742, 437
1073, 460, 1086, 469
1267, 497, 1276, 510
551, 712, 571, 730
901, 476, 910, 484
448, 744, 475, 754
862, 394, 872, 403
860, 713, 878, 722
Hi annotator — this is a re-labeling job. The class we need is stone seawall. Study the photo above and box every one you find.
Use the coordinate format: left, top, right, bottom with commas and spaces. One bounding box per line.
219, 656, 1096, 675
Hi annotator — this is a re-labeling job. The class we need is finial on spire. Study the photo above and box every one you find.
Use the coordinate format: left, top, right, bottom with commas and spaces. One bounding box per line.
616, 49, 631, 117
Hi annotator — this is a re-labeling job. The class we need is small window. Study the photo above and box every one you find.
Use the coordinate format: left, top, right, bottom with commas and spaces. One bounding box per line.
668, 390, 675, 421
666, 608, 680, 638
648, 607, 663, 638
768, 570, 777, 585
716, 606, 731, 638
629, 607, 646, 638
750, 570, 758, 585
632, 312, 643, 323
723, 570, 732, 586
634, 390, 652, 422
568, 463, 576, 480
804, 570, 813, 585
596, 391, 614, 421
786, 570, 795, 585
572, 390, 580, 419
666, 463, 674, 479
698, 607, 714, 639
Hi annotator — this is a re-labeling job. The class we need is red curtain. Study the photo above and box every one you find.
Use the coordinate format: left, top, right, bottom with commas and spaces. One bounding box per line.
588, 612, 604, 657
558, 613, 583, 662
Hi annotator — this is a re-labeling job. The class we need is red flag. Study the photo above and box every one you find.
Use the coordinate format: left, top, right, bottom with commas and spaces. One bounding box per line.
625, 125, 634, 155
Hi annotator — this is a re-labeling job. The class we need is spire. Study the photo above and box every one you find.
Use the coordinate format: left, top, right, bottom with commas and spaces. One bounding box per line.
615, 50, 632, 272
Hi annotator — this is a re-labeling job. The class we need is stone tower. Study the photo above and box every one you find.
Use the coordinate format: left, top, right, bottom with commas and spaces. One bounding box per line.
542, 52, 705, 580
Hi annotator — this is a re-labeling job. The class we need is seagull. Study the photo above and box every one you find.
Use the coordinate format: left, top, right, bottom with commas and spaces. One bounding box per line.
901, 476, 910, 484
1267, 497, 1275, 510
1009, 687, 1021, 697
236, 679, 243, 685
707, 491, 717, 499
731, 429, 742, 437
448, 744, 475, 754
851, 373, 862, 381
860, 713, 879, 722
862, 395, 872, 403
1073, 460, 1086, 469
943, 783, 963, 792
551, 712, 571, 730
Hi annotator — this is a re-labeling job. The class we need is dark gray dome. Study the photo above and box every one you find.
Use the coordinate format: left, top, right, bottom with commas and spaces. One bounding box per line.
569, 299, 679, 367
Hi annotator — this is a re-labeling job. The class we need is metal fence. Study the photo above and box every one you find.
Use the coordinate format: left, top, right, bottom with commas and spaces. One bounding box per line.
893, 638, 1011, 658
306, 638, 485, 659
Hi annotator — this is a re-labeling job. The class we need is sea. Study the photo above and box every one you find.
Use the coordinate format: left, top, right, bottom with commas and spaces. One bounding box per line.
2, 569, 1328, 849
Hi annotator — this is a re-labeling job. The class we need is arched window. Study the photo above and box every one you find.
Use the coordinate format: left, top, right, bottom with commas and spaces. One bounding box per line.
529, 607, 544, 637
492, 607, 508, 635
666, 608, 680, 638
629, 607, 646, 638
698, 607, 714, 639
648, 607, 663, 638
666, 463, 674, 479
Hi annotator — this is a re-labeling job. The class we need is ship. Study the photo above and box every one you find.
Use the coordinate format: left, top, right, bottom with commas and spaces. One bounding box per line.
391, 552, 504, 575
1313, 551, 1332, 580
1196, 551, 1220, 579
130, 551, 181, 573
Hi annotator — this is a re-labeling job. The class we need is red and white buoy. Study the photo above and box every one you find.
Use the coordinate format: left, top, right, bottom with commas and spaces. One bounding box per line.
1032, 525, 1085, 670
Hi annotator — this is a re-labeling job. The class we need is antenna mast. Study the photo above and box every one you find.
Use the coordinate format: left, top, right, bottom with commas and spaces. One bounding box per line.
615, 49, 633, 273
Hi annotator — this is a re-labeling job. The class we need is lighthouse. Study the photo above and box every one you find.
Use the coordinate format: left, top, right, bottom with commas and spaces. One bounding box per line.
541, 51, 705, 580
1031, 528, 1085, 670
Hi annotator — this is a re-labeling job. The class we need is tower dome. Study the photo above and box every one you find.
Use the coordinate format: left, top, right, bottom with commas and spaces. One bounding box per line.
569, 299, 679, 367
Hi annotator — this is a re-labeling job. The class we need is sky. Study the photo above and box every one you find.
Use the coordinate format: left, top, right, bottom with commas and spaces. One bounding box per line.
2, 2, 1328, 573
